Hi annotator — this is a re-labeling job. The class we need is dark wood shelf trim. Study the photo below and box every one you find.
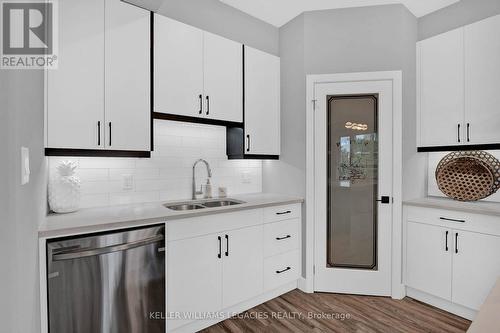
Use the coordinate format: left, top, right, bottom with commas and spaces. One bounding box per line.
417, 144, 500, 153
45, 148, 151, 158
227, 154, 279, 160
153, 112, 244, 128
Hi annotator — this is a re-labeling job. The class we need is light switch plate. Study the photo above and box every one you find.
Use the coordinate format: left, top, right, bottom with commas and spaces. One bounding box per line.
241, 171, 251, 184
122, 174, 134, 191
21, 147, 30, 185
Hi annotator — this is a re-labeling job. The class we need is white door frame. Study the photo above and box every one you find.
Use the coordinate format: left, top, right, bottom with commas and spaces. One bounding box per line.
303, 71, 404, 299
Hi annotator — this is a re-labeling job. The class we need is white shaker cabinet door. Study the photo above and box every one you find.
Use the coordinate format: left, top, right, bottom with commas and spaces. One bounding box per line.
244, 46, 280, 155
167, 233, 223, 331
154, 16, 204, 118
222, 225, 263, 308
465, 15, 500, 145
203, 32, 243, 123
406, 222, 452, 300
418, 28, 464, 147
452, 230, 500, 310
105, 0, 150, 151
47, 0, 105, 149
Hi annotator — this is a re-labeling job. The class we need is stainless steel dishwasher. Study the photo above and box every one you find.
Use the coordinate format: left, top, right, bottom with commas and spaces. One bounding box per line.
47, 225, 165, 333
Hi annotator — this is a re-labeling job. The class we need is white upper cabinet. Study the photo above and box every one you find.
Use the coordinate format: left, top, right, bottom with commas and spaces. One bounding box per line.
47, 0, 150, 153
417, 14, 500, 149
47, 0, 105, 149
105, 0, 150, 151
154, 16, 243, 123
203, 32, 243, 123
465, 15, 500, 145
417, 28, 464, 148
154, 16, 204, 118
244, 46, 281, 155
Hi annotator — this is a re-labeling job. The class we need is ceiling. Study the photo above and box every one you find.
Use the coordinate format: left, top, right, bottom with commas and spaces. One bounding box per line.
219, 0, 460, 27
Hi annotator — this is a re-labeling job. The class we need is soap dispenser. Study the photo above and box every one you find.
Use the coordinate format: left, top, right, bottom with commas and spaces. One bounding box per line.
203, 178, 213, 199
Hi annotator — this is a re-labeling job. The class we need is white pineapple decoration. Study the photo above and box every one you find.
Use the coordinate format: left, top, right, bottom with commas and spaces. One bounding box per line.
48, 161, 81, 213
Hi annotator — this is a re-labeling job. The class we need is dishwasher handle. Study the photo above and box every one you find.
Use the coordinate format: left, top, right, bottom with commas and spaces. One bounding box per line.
52, 234, 164, 261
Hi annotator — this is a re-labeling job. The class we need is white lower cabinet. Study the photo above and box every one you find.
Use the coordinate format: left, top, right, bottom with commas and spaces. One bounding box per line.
405, 206, 500, 314
222, 226, 263, 308
167, 205, 301, 332
452, 230, 500, 310
406, 222, 452, 301
167, 233, 223, 331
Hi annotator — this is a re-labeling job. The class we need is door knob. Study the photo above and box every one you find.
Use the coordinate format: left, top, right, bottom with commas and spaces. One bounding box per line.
376, 196, 391, 204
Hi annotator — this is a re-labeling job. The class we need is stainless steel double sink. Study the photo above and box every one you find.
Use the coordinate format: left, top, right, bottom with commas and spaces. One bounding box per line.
164, 199, 245, 211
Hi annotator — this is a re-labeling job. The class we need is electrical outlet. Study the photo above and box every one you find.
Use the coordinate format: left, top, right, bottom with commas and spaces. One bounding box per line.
241, 171, 251, 184
122, 174, 134, 191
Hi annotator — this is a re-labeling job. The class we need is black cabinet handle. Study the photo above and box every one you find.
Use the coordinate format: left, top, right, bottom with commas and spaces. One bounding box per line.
445, 231, 449, 252
276, 267, 291, 274
199, 94, 203, 114
225, 234, 229, 257
276, 211, 291, 215
467, 123, 470, 142
206, 96, 210, 115
97, 121, 101, 146
246, 134, 250, 152
217, 236, 222, 259
457, 124, 461, 143
376, 196, 391, 204
455, 233, 459, 254
440, 217, 465, 223
276, 235, 291, 241
108, 122, 112, 147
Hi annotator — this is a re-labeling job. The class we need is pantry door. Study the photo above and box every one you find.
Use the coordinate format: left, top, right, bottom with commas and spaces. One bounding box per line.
313, 80, 393, 296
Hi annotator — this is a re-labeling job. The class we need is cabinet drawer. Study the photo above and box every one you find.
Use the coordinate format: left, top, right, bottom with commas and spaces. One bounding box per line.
264, 250, 299, 291
264, 204, 301, 223
264, 219, 299, 257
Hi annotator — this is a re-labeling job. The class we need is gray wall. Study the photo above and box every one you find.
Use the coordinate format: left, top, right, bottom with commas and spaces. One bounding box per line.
0, 70, 46, 332
419, 0, 500, 40
264, 4, 426, 276
157, 0, 279, 56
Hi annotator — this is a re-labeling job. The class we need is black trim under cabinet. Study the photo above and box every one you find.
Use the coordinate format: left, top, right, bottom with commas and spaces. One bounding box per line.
45, 148, 151, 158
417, 143, 500, 153
228, 154, 279, 160
153, 112, 243, 128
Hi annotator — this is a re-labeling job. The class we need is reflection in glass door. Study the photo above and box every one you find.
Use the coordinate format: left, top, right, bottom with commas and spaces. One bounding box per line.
327, 95, 378, 270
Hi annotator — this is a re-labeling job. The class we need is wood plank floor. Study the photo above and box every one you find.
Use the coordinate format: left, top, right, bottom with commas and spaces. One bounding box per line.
201, 290, 471, 333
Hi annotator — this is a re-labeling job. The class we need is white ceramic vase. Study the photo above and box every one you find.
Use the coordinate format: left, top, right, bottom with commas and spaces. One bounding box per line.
48, 161, 81, 213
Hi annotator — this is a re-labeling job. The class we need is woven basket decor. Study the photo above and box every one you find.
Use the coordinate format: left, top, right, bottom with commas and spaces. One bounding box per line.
435, 151, 500, 202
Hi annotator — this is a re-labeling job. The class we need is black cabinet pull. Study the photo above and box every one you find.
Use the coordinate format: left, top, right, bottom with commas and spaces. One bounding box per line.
276, 267, 291, 274
199, 94, 203, 114
246, 134, 250, 152
376, 196, 391, 204
206, 96, 210, 115
440, 217, 465, 223
97, 121, 101, 146
276, 211, 291, 215
457, 124, 461, 143
225, 234, 229, 257
108, 122, 112, 147
467, 123, 470, 142
445, 231, 449, 252
455, 233, 459, 254
217, 236, 222, 259
276, 235, 291, 241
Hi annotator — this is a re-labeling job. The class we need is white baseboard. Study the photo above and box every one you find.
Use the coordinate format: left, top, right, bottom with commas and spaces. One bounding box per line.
297, 277, 313, 293
170, 281, 299, 333
392, 283, 406, 300
406, 287, 477, 321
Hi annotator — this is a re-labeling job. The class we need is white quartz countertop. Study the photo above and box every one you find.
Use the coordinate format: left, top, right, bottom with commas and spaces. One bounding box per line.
403, 197, 500, 217
40, 193, 304, 238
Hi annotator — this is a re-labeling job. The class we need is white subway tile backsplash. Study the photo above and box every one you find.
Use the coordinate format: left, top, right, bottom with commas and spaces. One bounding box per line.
48, 120, 263, 209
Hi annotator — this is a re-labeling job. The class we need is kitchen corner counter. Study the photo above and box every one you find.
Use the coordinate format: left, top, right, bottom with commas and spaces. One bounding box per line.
40, 193, 304, 238
404, 197, 500, 217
